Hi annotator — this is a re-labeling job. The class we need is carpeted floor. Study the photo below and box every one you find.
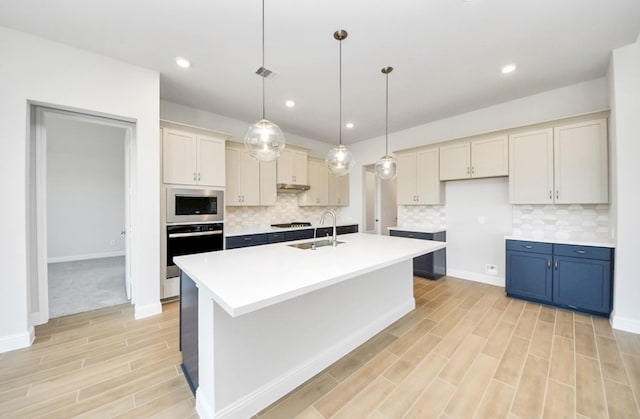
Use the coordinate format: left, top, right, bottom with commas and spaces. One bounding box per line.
48, 256, 129, 318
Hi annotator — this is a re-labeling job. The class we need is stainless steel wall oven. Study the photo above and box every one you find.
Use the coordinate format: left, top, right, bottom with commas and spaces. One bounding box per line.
166, 223, 224, 278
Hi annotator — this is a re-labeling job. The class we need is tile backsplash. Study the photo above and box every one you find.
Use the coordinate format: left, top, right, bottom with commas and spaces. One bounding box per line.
511, 204, 610, 242
397, 205, 447, 229
225, 193, 343, 234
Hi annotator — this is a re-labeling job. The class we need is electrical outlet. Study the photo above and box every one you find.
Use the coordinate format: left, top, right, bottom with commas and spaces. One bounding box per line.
485, 264, 498, 275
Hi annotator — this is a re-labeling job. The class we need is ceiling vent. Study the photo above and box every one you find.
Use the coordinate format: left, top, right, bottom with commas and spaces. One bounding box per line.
255, 66, 275, 79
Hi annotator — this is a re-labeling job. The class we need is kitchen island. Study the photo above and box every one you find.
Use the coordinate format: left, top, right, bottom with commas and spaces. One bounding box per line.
174, 233, 446, 419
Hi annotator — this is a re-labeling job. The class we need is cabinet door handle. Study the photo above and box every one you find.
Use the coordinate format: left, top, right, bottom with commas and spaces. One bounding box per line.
549, 190, 552, 200
556, 190, 559, 200
471, 166, 475, 176
467, 166, 470, 175
554, 259, 558, 270
193, 172, 197, 181
575, 250, 586, 254
547, 259, 551, 270
523, 245, 533, 249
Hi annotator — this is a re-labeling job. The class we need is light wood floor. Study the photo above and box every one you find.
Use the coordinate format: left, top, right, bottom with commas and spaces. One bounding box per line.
2, 277, 640, 418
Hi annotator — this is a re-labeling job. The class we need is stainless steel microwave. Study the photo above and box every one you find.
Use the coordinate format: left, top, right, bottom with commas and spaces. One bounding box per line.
166, 188, 224, 223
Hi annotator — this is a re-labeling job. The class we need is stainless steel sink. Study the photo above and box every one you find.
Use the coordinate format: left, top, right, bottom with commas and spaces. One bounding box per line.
288, 239, 344, 250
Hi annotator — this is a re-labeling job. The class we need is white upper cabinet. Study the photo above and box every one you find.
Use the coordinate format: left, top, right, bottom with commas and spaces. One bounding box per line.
397, 147, 443, 205
226, 144, 277, 206
162, 127, 226, 187
277, 148, 308, 185
509, 128, 554, 204
299, 158, 328, 206
439, 136, 508, 180
328, 172, 349, 206
509, 118, 608, 204
553, 119, 608, 204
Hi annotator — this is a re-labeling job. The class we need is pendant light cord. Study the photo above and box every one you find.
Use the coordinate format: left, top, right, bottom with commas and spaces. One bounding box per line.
385, 72, 389, 156
339, 37, 342, 146
261, 0, 266, 120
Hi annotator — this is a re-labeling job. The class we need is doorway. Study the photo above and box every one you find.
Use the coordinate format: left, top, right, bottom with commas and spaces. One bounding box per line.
363, 164, 398, 235
30, 106, 134, 324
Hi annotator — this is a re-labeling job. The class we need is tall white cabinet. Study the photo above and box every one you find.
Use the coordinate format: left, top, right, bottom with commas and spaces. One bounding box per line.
397, 147, 443, 205
299, 157, 349, 206
509, 118, 608, 204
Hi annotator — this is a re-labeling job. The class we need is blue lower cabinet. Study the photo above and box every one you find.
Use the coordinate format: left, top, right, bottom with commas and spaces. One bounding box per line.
506, 250, 552, 303
286, 229, 314, 241
267, 232, 287, 243
505, 240, 613, 316
554, 256, 612, 315
389, 230, 446, 280
226, 233, 268, 249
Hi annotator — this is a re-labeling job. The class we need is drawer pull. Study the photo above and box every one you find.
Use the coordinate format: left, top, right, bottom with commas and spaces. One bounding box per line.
244, 237, 252, 241
575, 250, 586, 254
523, 245, 533, 249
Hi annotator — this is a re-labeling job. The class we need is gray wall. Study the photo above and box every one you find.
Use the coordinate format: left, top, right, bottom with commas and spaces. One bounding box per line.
46, 115, 126, 261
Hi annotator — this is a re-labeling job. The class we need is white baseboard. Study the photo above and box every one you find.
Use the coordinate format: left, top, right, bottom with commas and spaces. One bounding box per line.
611, 310, 640, 334
447, 269, 505, 287
211, 299, 415, 419
134, 301, 162, 319
48, 251, 125, 264
0, 328, 34, 354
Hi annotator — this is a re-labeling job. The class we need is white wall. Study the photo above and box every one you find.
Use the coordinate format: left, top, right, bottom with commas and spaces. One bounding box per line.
161, 100, 335, 159
0, 26, 161, 352
608, 40, 640, 333
346, 78, 609, 286
46, 115, 126, 261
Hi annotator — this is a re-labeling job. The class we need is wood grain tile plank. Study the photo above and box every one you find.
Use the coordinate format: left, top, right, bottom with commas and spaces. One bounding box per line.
542, 379, 575, 419
575, 321, 598, 358
576, 354, 607, 418
332, 376, 395, 419
260, 373, 337, 419
511, 355, 549, 418
597, 335, 630, 384
529, 320, 554, 360
402, 378, 456, 419
443, 353, 499, 418
482, 320, 516, 359
475, 379, 515, 419
383, 334, 441, 384
493, 336, 530, 386
604, 378, 640, 419
438, 334, 486, 385
472, 308, 503, 338
549, 336, 575, 386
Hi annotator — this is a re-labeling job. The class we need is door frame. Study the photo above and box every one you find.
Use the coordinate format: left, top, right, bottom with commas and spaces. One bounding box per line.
31, 105, 134, 325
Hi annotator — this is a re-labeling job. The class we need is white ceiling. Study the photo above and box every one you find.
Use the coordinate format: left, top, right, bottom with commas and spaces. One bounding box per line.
1, 1, 639, 144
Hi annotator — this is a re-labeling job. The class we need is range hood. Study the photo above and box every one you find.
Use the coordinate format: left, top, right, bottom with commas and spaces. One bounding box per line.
277, 183, 311, 193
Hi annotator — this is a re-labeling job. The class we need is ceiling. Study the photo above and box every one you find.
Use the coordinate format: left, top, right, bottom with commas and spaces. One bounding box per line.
1, 1, 639, 144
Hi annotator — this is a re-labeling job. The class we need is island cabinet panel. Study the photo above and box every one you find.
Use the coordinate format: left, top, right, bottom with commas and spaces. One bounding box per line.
180, 272, 199, 395
505, 240, 613, 316
397, 147, 442, 205
389, 230, 446, 279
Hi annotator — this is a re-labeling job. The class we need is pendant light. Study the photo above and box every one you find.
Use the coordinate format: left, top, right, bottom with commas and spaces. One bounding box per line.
375, 66, 398, 180
243, 0, 285, 162
325, 30, 355, 177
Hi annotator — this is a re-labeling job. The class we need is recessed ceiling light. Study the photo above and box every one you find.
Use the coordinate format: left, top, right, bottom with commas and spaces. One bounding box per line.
285, 100, 295, 108
345, 122, 354, 129
176, 57, 191, 68
501, 64, 517, 74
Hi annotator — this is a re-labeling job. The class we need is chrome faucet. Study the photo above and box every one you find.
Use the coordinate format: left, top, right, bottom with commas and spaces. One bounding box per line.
318, 209, 338, 247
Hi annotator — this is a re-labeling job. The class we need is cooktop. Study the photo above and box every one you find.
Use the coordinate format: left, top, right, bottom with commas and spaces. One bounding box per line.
271, 222, 312, 228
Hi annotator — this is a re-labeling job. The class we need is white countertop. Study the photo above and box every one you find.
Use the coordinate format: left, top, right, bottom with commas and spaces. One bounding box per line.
225, 223, 358, 237
174, 233, 446, 317
388, 226, 446, 234
504, 235, 615, 248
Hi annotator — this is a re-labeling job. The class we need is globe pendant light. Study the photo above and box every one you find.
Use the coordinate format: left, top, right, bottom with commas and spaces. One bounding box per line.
326, 30, 355, 177
375, 66, 398, 180
244, 0, 285, 162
